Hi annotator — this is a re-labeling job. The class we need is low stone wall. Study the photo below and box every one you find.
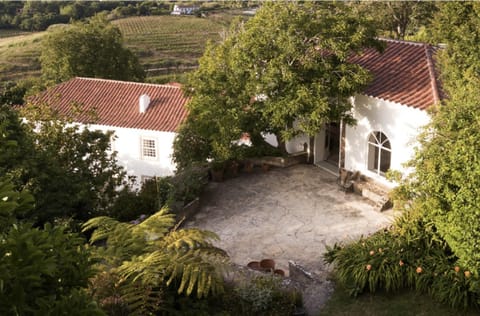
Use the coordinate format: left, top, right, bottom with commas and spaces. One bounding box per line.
248, 152, 308, 168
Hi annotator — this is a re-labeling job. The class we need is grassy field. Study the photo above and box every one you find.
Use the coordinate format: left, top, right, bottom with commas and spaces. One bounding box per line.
319, 283, 479, 316
0, 14, 232, 83
0, 30, 44, 82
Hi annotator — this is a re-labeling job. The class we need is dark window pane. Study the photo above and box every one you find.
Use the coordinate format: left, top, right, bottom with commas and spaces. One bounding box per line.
380, 149, 391, 173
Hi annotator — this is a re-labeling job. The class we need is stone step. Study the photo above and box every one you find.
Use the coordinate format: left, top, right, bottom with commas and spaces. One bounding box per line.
361, 185, 392, 212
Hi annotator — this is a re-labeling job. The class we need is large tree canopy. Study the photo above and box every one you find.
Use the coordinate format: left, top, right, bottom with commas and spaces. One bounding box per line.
40, 14, 145, 84
174, 2, 382, 167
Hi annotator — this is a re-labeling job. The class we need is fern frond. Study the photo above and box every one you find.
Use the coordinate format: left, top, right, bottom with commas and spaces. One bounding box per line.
82, 216, 132, 244
119, 280, 163, 316
87, 208, 230, 306
117, 252, 170, 286
132, 207, 176, 241
165, 246, 229, 298
161, 228, 220, 251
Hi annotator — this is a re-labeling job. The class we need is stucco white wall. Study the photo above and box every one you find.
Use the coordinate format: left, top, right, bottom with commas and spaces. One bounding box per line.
263, 124, 310, 154
86, 124, 177, 183
344, 94, 431, 185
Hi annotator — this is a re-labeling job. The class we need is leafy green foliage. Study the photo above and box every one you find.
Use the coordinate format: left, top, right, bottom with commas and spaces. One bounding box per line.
429, 2, 480, 93
0, 104, 33, 178
108, 165, 208, 222
16, 103, 126, 223
0, 177, 33, 231
390, 2, 480, 277
108, 176, 175, 222
40, 14, 145, 84
394, 89, 480, 276
353, 1, 438, 40
174, 2, 382, 167
0, 177, 103, 315
83, 208, 228, 314
0, 222, 100, 315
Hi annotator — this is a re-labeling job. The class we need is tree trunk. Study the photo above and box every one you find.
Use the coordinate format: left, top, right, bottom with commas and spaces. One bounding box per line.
277, 137, 289, 156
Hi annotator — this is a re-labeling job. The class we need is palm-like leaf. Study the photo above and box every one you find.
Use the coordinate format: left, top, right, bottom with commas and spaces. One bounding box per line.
85, 207, 229, 312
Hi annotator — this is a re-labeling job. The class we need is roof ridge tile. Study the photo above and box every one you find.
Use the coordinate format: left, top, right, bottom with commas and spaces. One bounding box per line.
74, 77, 182, 89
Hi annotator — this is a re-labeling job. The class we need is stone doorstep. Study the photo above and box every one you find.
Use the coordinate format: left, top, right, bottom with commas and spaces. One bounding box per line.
354, 180, 392, 212
339, 168, 392, 211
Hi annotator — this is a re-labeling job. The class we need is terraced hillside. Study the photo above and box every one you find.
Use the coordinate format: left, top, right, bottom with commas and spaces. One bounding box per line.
0, 15, 229, 83
114, 15, 226, 72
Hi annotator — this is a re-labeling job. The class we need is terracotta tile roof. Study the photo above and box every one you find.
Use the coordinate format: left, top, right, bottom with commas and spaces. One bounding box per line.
30, 77, 189, 132
349, 38, 442, 110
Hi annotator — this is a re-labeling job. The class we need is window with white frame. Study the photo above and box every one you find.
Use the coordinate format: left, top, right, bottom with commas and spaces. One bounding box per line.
141, 137, 157, 159
367, 131, 391, 176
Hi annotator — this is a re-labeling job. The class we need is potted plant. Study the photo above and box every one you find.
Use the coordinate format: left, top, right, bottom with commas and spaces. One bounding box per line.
210, 160, 225, 182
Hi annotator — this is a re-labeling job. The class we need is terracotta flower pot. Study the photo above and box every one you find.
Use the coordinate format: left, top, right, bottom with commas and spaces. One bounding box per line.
228, 161, 239, 177
247, 261, 261, 271
243, 161, 254, 173
260, 259, 275, 272
210, 169, 224, 182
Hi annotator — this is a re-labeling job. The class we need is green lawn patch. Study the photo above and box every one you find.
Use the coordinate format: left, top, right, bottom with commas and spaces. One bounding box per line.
319, 284, 479, 316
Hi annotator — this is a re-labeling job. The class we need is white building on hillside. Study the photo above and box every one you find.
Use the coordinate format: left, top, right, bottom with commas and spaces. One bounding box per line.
171, 4, 199, 15
31, 77, 189, 183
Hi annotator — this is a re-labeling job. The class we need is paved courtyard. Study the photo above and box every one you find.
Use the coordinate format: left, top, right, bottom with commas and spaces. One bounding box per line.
186, 164, 394, 275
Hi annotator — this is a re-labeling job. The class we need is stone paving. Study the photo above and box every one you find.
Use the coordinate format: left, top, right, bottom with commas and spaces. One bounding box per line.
186, 164, 395, 276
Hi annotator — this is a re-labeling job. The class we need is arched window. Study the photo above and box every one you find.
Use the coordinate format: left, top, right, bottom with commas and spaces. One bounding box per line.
367, 131, 391, 176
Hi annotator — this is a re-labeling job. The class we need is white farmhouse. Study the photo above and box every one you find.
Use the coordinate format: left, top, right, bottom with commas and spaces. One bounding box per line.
171, 4, 199, 15
31, 77, 189, 183
283, 39, 442, 187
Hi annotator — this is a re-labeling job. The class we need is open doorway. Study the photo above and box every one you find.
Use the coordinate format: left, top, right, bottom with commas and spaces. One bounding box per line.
324, 122, 340, 166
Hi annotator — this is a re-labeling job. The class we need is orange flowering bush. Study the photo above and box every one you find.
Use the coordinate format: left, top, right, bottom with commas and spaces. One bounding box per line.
324, 210, 480, 308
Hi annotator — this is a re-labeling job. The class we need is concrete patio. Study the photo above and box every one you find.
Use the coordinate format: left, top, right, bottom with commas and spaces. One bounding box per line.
186, 164, 395, 276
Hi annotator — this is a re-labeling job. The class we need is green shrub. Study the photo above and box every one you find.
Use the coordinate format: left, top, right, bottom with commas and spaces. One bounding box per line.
107, 177, 175, 221
171, 164, 209, 204
108, 167, 208, 222
223, 275, 298, 316
0, 223, 99, 315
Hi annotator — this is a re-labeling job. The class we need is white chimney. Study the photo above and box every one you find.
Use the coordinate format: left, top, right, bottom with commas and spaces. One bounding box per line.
139, 94, 150, 113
